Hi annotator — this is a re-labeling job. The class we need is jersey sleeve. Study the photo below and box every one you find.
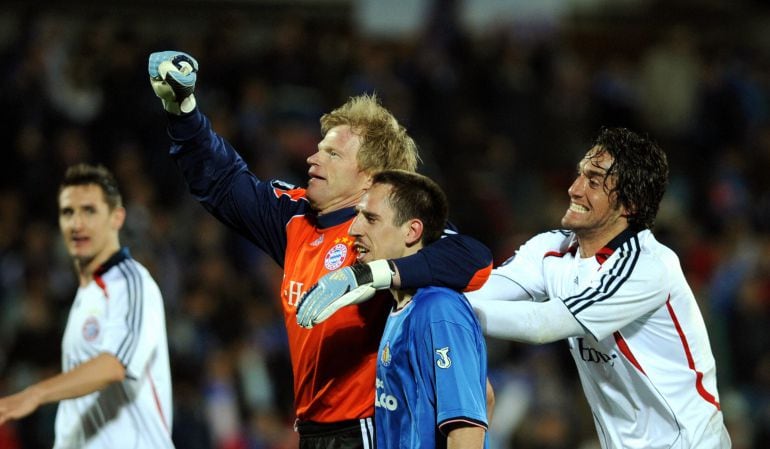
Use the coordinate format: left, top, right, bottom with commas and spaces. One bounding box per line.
392, 225, 492, 292
563, 239, 669, 341
415, 290, 488, 432
166, 109, 310, 266
98, 264, 163, 380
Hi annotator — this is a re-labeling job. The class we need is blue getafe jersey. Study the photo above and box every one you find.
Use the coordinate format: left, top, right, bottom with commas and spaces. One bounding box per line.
375, 286, 489, 449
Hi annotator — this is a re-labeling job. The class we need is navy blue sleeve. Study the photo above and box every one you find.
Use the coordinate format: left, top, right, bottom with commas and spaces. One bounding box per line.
166, 110, 310, 266
391, 224, 493, 292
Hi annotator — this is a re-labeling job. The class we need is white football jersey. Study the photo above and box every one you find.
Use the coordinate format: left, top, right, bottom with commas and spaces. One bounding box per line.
485, 228, 730, 449
55, 248, 175, 449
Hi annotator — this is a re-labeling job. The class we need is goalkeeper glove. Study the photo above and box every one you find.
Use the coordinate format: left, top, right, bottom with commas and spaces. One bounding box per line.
148, 51, 198, 115
296, 259, 393, 328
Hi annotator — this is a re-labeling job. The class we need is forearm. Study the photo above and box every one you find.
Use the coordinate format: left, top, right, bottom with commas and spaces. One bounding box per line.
391, 232, 492, 291
26, 353, 125, 405
486, 378, 495, 424
447, 426, 486, 449
469, 297, 584, 344
168, 110, 249, 204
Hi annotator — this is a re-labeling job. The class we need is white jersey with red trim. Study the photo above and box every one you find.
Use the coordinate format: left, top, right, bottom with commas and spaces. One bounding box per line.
55, 248, 174, 449
489, 228, 730, 449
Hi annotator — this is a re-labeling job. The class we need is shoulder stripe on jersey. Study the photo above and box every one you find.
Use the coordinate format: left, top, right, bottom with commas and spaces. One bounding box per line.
123, 260, 144, 364
115, 262, 135, 361
666, 299, 721, 410
115, 260, 144, 365
115, 261, 137, 361
564, 235, 641, 315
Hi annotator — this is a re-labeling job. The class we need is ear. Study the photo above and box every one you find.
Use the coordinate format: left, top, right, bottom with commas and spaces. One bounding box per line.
611, 191, 632, 218
111, 206, 126, 231
618, 200, 634, 219
362, 174, 373, 190
404, 218, 424, 246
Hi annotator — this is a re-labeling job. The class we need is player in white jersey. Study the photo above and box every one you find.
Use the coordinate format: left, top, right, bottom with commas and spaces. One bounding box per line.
0, 163, 175, 449
465, 127, 731, 449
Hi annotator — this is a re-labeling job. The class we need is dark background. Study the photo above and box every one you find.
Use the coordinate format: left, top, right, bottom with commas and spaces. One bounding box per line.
0, 0, 768, 448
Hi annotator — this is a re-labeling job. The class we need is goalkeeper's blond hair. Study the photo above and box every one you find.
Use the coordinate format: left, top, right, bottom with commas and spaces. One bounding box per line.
320, 94, 420, 174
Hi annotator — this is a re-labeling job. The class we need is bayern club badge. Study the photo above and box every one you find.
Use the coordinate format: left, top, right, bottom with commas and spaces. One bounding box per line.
82, 317, 100, 341
324, 243, 348, 271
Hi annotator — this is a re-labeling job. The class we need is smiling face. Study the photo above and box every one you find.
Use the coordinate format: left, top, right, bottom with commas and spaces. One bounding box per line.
561, 146, 628, 255
59, 184, 124, 279
306, 125, 373, 215
349, 183, 420, 264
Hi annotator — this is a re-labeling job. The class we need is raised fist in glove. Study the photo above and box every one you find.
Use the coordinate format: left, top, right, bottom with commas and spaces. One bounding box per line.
148, 51, 198, 114
296, 259, 393, 328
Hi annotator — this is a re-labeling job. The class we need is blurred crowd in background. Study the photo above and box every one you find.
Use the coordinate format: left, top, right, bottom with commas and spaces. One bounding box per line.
0, 0, 769, 448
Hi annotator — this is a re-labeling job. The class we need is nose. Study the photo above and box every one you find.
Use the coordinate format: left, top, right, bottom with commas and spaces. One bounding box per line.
349, 214, 364, 237
72, 212, 86, 229
63, 212, 83, 232
567, 176, 584, 198
307, 150, 320, 166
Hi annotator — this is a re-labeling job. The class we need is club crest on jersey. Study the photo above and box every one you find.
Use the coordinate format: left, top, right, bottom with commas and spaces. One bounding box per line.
435, 347, 451, 368
82, 317, 100, 341
381, 341, 392, 367
324, 243, 348, 270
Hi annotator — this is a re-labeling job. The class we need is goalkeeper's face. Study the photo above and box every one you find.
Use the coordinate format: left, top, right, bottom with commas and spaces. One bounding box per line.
350, 183, 418, 263
306, 125, 372, 215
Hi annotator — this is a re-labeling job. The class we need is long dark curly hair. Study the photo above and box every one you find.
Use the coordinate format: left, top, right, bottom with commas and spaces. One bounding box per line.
592, 127, 669, 230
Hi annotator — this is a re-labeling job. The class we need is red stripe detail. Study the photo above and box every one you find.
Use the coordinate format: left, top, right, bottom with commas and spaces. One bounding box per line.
544, 244, 578, 259
613, 332, 646, 374
544, 250, 565, 258
273, 187, 307, 201
666, 299, 721, 411
463, 263, 493, 292
148, 368, 170, 433
94, 275, 109, 300
595, 247, 614, 265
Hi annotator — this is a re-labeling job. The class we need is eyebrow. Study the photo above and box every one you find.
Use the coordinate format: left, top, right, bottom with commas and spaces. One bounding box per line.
578, 160, 608, 178
358, 208, 380, 221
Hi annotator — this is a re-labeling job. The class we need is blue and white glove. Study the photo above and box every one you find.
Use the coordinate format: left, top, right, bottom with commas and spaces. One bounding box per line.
296, 260, 393, 328
148, 51, 198, 115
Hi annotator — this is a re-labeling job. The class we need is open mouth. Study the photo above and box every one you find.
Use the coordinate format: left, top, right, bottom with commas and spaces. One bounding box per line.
354, 242, 369, 261
569, 203, 589, 213
70, 236, 90, 249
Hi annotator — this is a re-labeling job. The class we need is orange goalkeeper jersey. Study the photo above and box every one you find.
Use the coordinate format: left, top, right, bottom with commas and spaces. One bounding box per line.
169, 110, 492, 423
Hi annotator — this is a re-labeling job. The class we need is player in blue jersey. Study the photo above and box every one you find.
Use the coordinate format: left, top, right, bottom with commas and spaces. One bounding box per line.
349, 170, 488, 449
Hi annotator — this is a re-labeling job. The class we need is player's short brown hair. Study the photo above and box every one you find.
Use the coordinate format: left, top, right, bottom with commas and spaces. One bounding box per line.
320, 94, 420, 174
371, 169, 447, 245
59, 163, 123, 210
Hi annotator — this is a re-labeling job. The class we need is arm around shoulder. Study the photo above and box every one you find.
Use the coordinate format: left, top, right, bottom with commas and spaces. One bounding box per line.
470, 297, 584, 344
391, 230, 493, 291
